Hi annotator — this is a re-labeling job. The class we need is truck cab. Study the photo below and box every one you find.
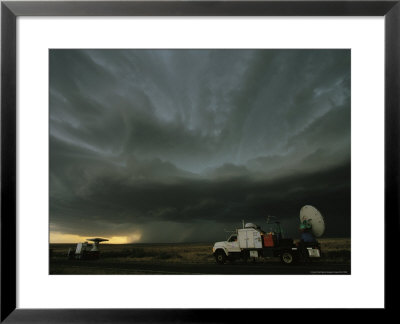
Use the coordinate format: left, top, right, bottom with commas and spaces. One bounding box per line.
212, 225, 265, 264
225, 234, 241, 251
212, 233, 241, 264
212, 233, 241, 262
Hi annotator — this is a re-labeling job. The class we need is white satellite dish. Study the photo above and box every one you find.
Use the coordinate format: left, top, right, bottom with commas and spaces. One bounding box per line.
245, 223, 258, 229
299, 205, 325, 237
87, 238, 109, 252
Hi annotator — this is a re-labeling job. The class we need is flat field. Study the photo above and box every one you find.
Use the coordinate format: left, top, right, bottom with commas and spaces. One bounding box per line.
49, 238, 350, 275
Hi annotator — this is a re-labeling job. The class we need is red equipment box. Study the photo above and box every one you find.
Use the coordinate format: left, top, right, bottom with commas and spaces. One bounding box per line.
263, 234, 274, 247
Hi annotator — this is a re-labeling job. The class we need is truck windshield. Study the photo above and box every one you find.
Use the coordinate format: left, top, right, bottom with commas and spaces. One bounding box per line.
228, 235, 237, 242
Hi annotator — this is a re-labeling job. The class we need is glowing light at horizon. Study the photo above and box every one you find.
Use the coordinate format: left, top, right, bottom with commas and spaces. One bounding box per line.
50, 231, 142, 244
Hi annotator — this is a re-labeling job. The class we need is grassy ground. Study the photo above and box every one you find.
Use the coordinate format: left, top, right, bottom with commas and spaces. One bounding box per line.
317, 238, 351, 262
51, 242, 214, 264
50, 238, 350, 265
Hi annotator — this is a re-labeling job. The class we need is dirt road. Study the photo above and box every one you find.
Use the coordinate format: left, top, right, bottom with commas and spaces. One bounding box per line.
50, 259, 350, 275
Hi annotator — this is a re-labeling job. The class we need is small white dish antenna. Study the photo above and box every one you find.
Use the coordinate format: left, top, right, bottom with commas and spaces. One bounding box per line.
87, 238, 109, 252
244, 223, 258, 229
299, 205, 325, 237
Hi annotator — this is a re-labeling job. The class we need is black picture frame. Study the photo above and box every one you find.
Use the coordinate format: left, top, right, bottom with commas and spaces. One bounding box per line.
1, 0, 398, 321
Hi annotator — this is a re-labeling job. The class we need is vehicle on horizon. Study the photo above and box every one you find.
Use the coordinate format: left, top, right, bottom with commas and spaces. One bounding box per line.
67, 238, 109, 260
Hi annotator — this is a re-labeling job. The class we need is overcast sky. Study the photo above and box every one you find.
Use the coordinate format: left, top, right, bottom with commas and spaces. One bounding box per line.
49, 49, 350, 243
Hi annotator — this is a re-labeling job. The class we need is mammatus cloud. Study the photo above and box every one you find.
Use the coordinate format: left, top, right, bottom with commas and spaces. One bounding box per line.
50, 49, 350, 242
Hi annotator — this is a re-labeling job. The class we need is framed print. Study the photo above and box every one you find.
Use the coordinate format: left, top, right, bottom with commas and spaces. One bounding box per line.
1, 0, 398, 321
47, 48, 351, 274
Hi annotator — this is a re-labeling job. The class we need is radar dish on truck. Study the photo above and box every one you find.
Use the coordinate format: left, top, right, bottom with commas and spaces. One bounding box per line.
213, 205, 324, 265
67, 237, 109, 260
299, 205, 325, 237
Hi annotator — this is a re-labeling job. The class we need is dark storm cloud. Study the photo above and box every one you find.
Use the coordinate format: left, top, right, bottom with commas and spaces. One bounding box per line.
50, 49, 350, 242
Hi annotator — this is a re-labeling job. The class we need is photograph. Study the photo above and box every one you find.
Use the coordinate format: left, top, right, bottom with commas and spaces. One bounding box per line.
49, 49, 351, 275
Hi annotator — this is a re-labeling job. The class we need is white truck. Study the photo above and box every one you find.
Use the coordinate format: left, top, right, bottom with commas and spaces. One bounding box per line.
212, 219, 322, 265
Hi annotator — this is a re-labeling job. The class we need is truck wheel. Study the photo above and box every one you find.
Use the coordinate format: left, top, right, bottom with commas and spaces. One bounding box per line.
280, 251, 295, 265
215, 251, 227, 264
